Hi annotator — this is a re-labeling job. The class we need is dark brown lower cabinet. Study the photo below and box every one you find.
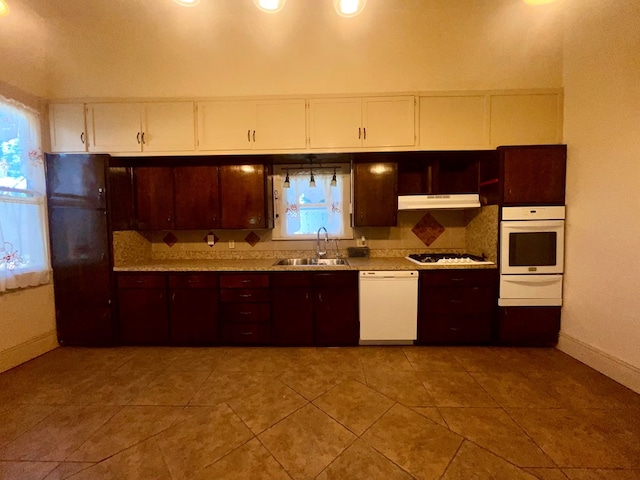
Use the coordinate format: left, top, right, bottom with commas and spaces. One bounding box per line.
496, 306, 561, 346
271, 273, 315, 346
168, 274, 219, 345
117, 274, 169, 345
314, 272, 359, 346
219, 273, 271, 345
418, 269, 497, 345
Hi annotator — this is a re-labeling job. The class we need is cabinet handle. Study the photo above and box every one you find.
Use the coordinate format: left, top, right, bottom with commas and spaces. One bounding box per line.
253, 130, 256, 142
239, 294, 252, 298
450, 299, 464, 304
318, 292, 323, 303
451, 278, 465, 282
240, 280, 251, 284
240, 331, 253, 336
358, 127, 361, 139
239, 311, 252, 315
137, 132, 141, 144
247, 130, 251, 142
363, 127, 366, 140
80, 132, 85, 144
449, 327, 463, 332
167, 216, 172, 224
172, 293, 176, 303
141, 132, 145, 145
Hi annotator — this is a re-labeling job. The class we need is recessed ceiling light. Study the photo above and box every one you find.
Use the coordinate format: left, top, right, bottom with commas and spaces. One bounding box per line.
173, 0, 201, 7
0, 0, 10, 17
334, 0, 366, 18
254, 0, 286, 13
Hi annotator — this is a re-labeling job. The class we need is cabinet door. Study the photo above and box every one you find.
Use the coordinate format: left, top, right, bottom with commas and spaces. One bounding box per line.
314, 272, 359, 346
135, 167, 175, 230
174, 166, 220, 229
219, 164, 266, 229
254, 100, 307, 150
490, 93, 562, 147
169, 285, 219, 345
197, 101, 255, 151
501, 145, 566, 205
363, 96, 416, 148
87, 103, 142, 153
309, 98, 362, 149
271, 272, 314, 346
142, 102, 196, 152
419, 95, 489, 149
353, 162, 397, 227
117, 275, 169, 345
49, 104, 88, 153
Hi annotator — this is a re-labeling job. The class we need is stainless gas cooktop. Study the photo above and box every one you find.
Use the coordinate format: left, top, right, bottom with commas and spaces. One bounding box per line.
405, 253, 494, 265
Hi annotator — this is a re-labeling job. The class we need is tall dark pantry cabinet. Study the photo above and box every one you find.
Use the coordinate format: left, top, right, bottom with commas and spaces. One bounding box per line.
46, 154, 114, 345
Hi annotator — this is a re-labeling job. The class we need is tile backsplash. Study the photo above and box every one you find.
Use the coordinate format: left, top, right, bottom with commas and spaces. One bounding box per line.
113, 207, 498, 264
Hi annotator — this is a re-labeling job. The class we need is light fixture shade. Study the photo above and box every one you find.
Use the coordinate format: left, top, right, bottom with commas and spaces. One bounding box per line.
330, 169, 338, 187
334, 0, 366, 17
173, 0, 201, 7
254, 0, 286, 13
0, 0, 9, 17
283, 170, 290, 188
309, 172, 316, 188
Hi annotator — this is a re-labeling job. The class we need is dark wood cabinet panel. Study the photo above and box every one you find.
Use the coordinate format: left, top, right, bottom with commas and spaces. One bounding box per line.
221, 323, 271, 345
314, 272, 359, 346
496, 306, 560, 346
219, 164, 269, 229
117, 274, 169, 345
480, 145, 566, 206
220, 273, 270, 289
108, 166, 136, 231
135, 167, 175, 230
271, 288, 314, 346
173, 166, 220, 230
220, 303, 271, 323
418, 269, 497, 345
220, 288, 270, 303
353, 162, 398, 227
168, 274, 219, 345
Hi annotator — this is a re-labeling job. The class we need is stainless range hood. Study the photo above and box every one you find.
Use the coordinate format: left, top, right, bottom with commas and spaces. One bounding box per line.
397, 193, 481, 210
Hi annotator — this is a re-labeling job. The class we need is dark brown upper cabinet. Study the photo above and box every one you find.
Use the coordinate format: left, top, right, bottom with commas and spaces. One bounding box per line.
135, 165, 220, 230
479, 145, 566, 206
353, 161, 398, 227
219, 164, 273, 229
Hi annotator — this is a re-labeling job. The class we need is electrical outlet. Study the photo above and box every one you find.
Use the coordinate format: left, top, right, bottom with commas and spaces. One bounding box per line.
229, 240, 235, 249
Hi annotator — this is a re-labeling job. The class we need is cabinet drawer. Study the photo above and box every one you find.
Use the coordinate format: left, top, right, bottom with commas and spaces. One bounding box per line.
221, 322, 271, 345
168, 274, 218, 289
418, 314, 492, 345
117, 274, 166, 289
220, 288, 270, 303
220, 274, 269, 289
220, 303, 270, 323
422, 287, 495, 314
420, 270, 495, 287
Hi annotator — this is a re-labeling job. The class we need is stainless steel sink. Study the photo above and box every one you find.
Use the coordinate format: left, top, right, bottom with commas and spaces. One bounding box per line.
273, 258, 349, 266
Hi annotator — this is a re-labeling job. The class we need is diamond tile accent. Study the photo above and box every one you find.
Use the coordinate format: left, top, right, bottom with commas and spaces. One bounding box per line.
162, 232, 178, 248
244, 231, 261, 247
412, 213, 445, 246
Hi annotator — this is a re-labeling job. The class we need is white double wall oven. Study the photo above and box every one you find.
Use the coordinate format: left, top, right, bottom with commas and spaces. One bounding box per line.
499, 206, 566, 306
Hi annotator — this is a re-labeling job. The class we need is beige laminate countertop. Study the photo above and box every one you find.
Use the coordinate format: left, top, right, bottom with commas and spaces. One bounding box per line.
114, 257, 496, 272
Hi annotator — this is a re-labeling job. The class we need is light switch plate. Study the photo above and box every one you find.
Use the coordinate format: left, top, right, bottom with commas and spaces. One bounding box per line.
229, 240, 235, 249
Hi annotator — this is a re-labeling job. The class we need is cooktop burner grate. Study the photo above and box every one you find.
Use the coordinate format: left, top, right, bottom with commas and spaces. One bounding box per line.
405, 253, 493, 265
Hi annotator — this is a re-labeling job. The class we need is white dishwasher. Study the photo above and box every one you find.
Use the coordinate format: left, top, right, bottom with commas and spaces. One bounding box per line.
359, 270, 419, 345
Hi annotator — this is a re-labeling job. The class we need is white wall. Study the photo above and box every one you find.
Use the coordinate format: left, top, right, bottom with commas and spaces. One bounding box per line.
0, 3, 57, 372
44, 0, 564, 99
560, 0, 640, 390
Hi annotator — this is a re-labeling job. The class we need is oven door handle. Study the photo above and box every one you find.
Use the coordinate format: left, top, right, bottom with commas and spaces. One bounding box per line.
501, 277, 562, 286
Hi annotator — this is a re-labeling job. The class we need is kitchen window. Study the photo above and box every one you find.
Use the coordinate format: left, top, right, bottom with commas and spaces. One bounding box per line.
272, 165, 353, 240
0, 96, 50, 292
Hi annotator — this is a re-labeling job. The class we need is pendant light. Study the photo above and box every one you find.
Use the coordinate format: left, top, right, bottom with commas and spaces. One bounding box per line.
334, 0, 366, 18
254, 0, 286, 13
283, 169, 290, 189
309, 170, 316, 188
0, 0, 9, 17
330, 168, 338, 187
173, 0, 201, 6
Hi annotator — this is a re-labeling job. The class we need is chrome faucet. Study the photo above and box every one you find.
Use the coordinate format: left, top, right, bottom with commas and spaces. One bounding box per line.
316, 226, 329, 258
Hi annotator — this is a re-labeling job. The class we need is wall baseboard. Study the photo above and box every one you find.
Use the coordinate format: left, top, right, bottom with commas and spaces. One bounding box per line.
557, 332, 640, 394
0, 330, 59, 374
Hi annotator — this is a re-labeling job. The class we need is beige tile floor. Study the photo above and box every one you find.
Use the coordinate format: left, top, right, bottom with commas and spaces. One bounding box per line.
0, 346, 639, 480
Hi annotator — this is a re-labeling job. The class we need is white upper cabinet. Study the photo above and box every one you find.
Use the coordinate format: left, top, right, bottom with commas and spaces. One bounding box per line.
490, 93, 562, 147
87, 102, 196, 153
419, 95, 490, 149
309, 96, 416, 150
197, 99, 306, 152
49, 103, 88, 153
